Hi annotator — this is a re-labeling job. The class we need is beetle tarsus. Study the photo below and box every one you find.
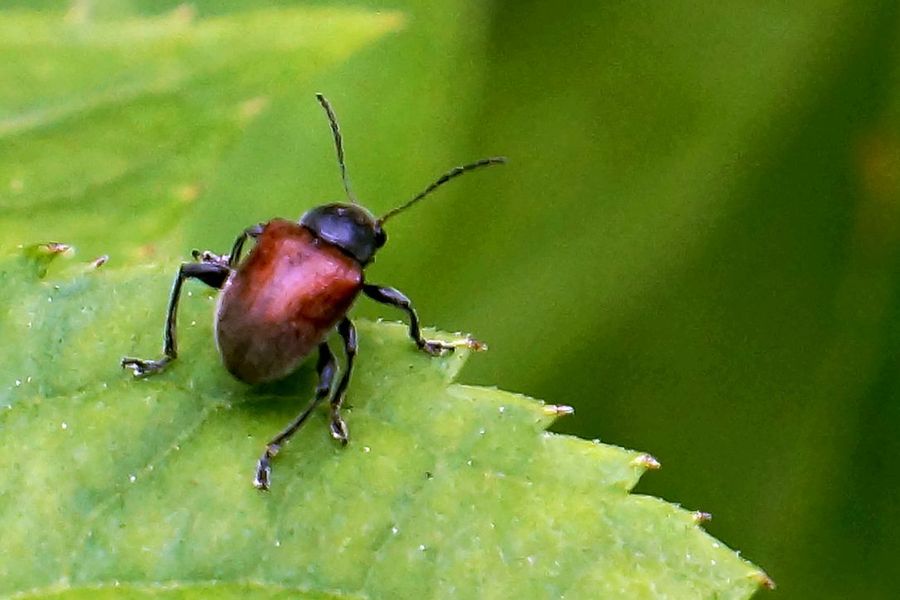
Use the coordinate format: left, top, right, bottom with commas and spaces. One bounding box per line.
121, 356, 173, 377
253, 471, 270, 490
419, 339, 456, 356
254, 448, 277, 490
420, 335, 486, 355
330, 414, 349, 445
191, 249, 229, 266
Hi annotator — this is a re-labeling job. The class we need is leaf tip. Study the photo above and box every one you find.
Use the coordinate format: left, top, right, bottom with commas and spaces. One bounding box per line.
691, 510, 713, 524
27, 241, 74, 258
20, 241, 75, 278
542, 403, 575, 419
751, 570, 777, 590
450, 333, 487, 352
630, 453, 661, 471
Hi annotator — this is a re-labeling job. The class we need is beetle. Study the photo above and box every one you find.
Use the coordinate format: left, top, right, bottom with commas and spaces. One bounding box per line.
121, 94, 505, 490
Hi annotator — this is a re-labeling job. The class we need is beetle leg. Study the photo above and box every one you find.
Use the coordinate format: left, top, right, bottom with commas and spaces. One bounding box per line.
191, 249, 229, 266
255, 342, 337, 490
329, 318, 357, 445
190, 223, 263, 268
363, 284, 473, 355
121, 262, 230, 377
227, 223, 265, 268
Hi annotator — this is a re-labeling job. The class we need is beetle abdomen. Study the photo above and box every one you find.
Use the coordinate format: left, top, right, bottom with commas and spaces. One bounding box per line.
215, 219, 363, 384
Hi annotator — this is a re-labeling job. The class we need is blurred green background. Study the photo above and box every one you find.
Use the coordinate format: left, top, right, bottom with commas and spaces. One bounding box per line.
4, 1, 900, 598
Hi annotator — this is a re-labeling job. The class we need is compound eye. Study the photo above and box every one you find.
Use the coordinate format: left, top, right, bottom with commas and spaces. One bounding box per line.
374, 228, 387, 248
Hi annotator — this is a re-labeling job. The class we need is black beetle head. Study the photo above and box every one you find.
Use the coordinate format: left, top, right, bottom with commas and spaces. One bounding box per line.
299, 203, 386, 265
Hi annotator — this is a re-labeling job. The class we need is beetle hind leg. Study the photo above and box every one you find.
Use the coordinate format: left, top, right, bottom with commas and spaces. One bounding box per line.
121, 262, 230, 377
255, 343, 337, 490
329, 318, 357, 445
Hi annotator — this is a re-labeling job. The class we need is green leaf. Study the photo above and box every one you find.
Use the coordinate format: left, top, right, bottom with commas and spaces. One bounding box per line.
0, 249, 770, 598
0, 5, 403, 261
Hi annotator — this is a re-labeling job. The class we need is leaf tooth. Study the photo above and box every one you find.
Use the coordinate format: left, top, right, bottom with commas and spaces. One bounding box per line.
542, 404, 574, 417
541, 403, 575, 426
39, 242, 72, 256
630, 453, 661, 471
440, 333, 487, 352
463, 335, 488, 352
691, 510, 713, 524
750, 570, 777, 590
20, 242, 74, 278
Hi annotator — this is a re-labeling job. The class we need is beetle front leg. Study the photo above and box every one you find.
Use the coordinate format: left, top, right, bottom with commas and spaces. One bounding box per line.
227, 223, 264, 268
362, 284, 482, 355
190, 223, 264, 268
255, 342, 337, 490
121, 262, 230, 377
191, 249, 229, 266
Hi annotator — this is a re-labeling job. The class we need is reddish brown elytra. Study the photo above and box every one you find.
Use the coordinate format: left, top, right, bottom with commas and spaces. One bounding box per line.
122, 94, 505, 490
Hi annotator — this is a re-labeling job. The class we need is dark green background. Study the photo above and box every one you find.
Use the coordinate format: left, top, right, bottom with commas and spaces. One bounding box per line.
10, 1, 900, 598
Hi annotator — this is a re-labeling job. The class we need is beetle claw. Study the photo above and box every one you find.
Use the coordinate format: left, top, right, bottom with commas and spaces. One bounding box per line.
330, 416, 350, 445
254, 444, 280, 490
192, 249, 230, 266
121, 356, 171, 377
254, 462, 271, 490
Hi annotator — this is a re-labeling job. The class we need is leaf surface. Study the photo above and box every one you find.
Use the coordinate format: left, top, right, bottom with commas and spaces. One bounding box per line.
0, 249, 770, 599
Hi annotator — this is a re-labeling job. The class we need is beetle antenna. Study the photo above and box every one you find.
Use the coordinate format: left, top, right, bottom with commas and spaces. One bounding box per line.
378, 156, 506, 224
316, 93, 357, 204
